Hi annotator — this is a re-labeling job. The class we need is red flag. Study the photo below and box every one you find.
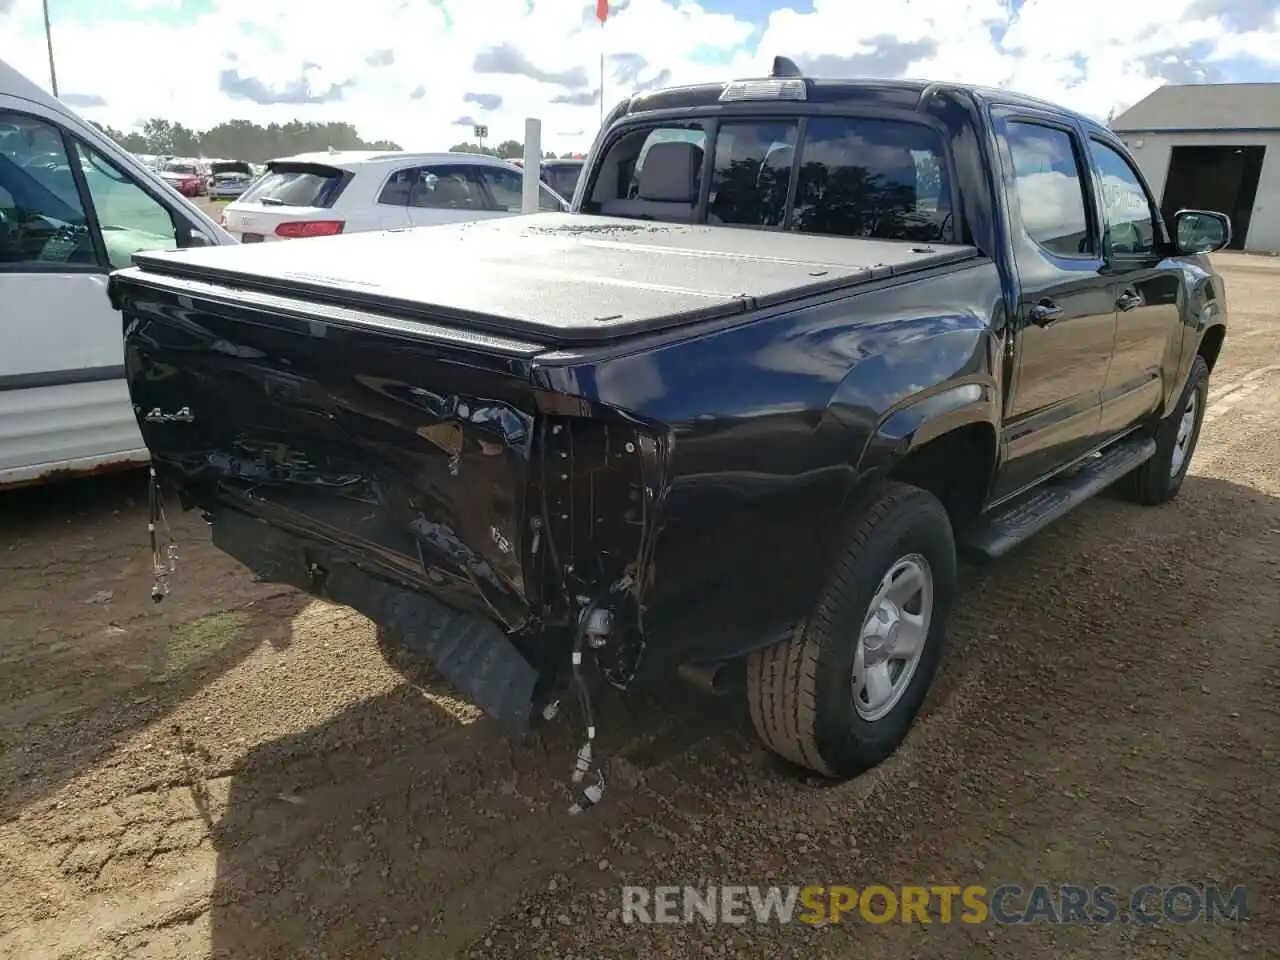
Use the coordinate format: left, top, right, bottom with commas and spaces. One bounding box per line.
596, 0, 608, 23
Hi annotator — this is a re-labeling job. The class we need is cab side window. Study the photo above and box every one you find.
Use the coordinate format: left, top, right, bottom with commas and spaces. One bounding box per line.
1089, 138, 1160, 257
584, 123, 708, 215
72, 141, 180, 269
1004, 122, 1094, 258
0, 113, 96, 268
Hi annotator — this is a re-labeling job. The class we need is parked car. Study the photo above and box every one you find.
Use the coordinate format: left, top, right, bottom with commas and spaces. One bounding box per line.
540, 158, 584, 201
208, 160, 255, 199
0, 57, 234, 490
109, 60, 1230, 806
158, 158, 207, 197
219, 150, 568, 242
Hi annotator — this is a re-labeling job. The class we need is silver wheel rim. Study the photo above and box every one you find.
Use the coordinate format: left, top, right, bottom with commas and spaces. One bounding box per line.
1170, 390, 1197, 478
852, 554, 934, 722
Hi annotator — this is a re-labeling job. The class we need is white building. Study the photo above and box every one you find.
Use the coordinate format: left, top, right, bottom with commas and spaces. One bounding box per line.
1111, 82, 1280, 253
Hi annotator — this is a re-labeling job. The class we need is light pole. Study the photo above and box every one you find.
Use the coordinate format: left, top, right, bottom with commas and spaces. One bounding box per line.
42, 0, 59, 97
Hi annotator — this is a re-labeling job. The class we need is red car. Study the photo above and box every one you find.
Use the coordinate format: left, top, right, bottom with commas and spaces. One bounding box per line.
159, 160, 207, 197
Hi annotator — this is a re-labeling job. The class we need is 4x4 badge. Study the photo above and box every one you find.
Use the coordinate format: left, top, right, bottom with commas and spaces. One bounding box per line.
143, 406, 194, 424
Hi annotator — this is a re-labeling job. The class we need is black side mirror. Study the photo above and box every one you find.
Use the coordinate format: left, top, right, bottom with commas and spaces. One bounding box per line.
1174, 209, 1231, 255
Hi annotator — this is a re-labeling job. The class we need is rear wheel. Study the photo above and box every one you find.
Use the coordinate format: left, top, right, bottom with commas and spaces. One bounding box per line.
1124, 355, 1209, 505
746, 482, 956, 778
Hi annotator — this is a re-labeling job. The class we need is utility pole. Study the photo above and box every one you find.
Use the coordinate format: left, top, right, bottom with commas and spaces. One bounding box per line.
42, 0, 59, 97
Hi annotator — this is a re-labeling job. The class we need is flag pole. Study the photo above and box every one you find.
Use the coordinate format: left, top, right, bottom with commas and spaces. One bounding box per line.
42, 0, 59, 97
597, 0, 607, 124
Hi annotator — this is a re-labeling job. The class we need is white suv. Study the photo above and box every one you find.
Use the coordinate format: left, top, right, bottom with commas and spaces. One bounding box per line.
220, 150, 568, 242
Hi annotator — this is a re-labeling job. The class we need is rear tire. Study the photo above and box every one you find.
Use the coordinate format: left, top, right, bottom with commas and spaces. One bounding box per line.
746, 482, 956, 778
1124, 355, 1209, 505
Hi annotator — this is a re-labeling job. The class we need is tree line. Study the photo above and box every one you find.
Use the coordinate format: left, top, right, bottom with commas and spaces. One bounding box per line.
90, 118, 401, 161
448, 141, 583, 160
87, 118, 585, 163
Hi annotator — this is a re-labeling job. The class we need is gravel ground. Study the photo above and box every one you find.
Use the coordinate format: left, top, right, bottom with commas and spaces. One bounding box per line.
0, 254, 1276, 959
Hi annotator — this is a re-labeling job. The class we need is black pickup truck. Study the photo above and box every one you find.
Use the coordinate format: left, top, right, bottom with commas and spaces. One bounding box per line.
109, 60, 1231, 802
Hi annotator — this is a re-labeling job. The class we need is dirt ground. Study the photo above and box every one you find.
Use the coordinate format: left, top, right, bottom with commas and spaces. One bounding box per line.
1, 255, 1277, 959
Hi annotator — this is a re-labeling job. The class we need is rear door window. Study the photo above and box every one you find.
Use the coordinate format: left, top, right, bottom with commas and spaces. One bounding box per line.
377, 167, 417, 205
708, 121, 798, 228
791, 117, 955, 243
1004, 122, 1093, 257
238, 163, 348, 207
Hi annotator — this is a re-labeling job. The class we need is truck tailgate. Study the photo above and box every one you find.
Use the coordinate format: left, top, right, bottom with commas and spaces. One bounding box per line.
111, 267, 546, 636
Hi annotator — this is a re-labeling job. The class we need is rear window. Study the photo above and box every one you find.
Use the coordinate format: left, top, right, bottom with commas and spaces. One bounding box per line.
708, 121, 798, 228
588, 115, 955, 243
238, 163, 348, 207
791, 117, 954, 243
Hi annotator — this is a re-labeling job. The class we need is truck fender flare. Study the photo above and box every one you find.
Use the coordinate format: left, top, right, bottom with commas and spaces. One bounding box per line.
814, 381, 998, 572
1163, 279, 1225, 418
1161, 317, 1225, 418
857, 379, 1000, 477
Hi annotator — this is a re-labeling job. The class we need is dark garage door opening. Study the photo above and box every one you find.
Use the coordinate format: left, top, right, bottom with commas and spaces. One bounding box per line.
1160, 145, 1266, 250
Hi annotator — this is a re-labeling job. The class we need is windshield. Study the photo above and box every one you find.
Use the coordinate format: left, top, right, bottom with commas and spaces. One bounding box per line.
162, 161, 197, 175
237, 163, 347, 207
212, 162, 251, 177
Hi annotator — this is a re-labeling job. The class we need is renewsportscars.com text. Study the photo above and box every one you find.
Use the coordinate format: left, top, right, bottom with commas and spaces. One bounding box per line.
621, 884, 1249, 926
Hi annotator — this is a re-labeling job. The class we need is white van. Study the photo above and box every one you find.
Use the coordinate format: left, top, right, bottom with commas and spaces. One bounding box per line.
0, 58, 233, 490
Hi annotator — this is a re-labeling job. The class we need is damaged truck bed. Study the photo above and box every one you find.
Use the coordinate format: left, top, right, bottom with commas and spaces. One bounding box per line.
107, 67, 1230, 806
110, 213, 977, 735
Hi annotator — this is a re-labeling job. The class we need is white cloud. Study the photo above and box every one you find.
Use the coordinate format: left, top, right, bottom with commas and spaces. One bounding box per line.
0, 0, 1277, 155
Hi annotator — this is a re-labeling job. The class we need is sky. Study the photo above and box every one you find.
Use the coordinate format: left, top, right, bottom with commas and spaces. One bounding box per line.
0, 0, 1278, 154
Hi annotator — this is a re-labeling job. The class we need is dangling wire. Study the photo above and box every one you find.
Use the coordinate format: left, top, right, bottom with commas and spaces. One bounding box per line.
568, 598, 606, 814
147, 465, 177, 603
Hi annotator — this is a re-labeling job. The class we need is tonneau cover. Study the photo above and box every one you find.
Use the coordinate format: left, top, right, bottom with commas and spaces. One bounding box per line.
125, 213, 979, 347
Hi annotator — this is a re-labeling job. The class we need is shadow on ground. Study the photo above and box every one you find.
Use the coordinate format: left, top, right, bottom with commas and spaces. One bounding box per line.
0, 470, 312, 820
201, 474, 1280, 959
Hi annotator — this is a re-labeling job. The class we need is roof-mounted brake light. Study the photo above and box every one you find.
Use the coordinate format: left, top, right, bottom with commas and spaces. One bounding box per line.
771, 56, 803, 78
719, 78, 807, 102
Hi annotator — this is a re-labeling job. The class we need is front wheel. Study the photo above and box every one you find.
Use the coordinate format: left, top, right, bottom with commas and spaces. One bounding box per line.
746, 482, 956, 778
1124, 355, 1209, 505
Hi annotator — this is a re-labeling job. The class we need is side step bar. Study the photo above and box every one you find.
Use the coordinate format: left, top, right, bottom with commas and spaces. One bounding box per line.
961, 435, 1157, 561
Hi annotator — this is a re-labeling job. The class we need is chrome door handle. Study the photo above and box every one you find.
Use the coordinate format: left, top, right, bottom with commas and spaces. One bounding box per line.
1117, 291, 1144, 311
1029, 300, 1063, 327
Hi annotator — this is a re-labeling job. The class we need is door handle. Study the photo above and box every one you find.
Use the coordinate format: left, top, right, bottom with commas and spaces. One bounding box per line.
1028, 299, 1063, 327
1117, 290, 1144, 311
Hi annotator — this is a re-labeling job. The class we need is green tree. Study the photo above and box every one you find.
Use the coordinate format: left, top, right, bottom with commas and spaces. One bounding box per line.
493, 139, 523, 160
141, 118, 174, 154
447, 141, 497, 156
90, 117, 402, 162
